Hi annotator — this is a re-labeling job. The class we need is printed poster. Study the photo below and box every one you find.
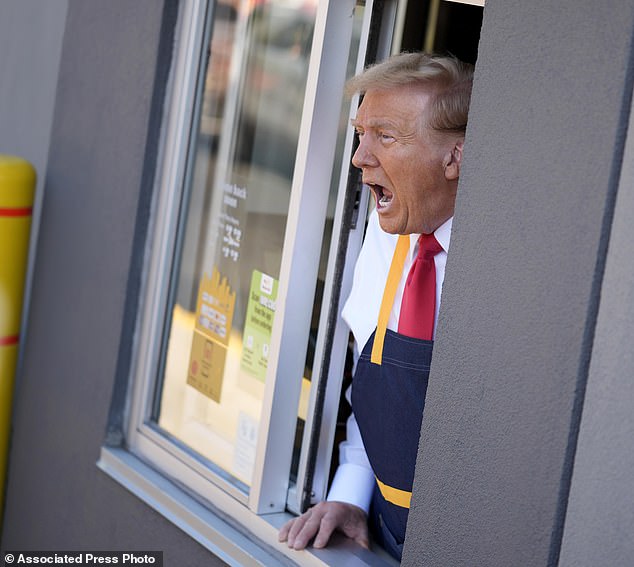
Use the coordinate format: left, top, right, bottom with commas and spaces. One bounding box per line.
187, 267, 236, 402
240, 270, 278, 382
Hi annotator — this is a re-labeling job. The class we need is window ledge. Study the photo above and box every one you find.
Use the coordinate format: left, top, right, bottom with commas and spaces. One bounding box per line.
98, 447, 398, 567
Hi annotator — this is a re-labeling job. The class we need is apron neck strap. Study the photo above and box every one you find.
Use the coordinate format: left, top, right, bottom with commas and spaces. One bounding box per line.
370, 235, 410, 365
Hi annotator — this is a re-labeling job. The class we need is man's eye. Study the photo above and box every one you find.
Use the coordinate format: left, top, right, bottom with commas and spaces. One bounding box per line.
379, 133, 395, 143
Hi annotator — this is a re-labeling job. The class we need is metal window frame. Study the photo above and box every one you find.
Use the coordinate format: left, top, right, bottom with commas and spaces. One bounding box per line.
125, 0, 364, 516
445, 0, 485, 6
248, 0, 360, 514
288, 0, 402, 514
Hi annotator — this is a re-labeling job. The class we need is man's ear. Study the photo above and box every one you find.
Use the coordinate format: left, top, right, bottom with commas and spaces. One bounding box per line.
443, 139, 464, 181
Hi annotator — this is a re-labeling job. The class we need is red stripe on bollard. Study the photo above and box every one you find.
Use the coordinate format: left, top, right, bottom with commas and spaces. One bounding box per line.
0, 207, 33, 217
0, 335, 19, 347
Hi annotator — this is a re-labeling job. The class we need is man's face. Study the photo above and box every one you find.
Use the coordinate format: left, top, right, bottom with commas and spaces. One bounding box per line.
351, 84, 462, 235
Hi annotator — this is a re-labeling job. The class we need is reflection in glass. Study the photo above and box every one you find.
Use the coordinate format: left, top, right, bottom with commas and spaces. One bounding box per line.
154, 0, 318, 492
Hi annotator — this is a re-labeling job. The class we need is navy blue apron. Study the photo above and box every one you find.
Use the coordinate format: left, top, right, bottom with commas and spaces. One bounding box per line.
350, 235, 434, 560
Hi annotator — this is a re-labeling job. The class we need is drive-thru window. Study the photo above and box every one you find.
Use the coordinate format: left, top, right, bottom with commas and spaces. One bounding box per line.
100, 1, 483, 564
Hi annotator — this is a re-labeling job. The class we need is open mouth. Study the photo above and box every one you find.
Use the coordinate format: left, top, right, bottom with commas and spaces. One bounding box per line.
368, 183, 393, 209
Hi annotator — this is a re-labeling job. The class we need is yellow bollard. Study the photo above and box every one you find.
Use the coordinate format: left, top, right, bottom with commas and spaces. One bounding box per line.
0, 155, 36, 519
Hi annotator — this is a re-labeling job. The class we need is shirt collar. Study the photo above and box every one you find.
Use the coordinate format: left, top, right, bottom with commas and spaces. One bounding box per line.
434, 216, 453, 253
409, 216, 453, 256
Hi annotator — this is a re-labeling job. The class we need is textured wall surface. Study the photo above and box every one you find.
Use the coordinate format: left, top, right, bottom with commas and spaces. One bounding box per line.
0, 0, 67, 189
404, 0, 634, 565
1, 2, 224, 564
558, 72, 634, 567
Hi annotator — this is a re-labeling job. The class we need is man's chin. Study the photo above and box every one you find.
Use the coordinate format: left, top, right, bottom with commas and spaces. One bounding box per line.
378, 222, 403, 235
377, 216, 405, 235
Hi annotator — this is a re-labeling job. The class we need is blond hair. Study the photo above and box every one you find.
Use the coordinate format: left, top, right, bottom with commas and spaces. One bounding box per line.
346, 52, 473, 133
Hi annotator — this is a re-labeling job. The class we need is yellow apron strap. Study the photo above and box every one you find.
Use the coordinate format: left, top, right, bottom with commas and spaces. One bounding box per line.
370, 235, 410, 365
375, 475, 412, 509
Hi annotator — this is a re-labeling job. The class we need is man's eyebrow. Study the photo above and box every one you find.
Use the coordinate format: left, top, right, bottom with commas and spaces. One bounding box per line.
349, 118, 399, 130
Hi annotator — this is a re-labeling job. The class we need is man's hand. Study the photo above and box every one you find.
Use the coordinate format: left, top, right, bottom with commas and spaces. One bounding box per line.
278, 501, 369, 551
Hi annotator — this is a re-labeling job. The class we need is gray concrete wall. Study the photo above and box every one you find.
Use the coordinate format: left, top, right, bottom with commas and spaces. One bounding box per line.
0, 0, 67, 191
1, 2, 224, 564
558, 61, 634, 567
404, 1, 634, 566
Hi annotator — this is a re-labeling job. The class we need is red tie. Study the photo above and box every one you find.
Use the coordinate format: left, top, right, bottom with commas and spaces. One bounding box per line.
398, 233, 443, 340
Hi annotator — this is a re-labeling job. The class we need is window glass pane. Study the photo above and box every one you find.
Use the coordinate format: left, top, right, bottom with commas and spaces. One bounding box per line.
154, 0, 318, 493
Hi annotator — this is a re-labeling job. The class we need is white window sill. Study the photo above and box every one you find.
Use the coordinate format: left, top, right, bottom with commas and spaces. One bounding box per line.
98, 447, 398, 567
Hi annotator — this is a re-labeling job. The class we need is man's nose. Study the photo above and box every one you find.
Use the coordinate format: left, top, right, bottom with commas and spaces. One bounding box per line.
351, 137, 379, 169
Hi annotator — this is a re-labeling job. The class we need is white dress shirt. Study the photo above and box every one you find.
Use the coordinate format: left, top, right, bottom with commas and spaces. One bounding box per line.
326, 208, 452, 512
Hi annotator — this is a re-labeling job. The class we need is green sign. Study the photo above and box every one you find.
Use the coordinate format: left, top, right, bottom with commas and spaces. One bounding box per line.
240, 270, 278, 381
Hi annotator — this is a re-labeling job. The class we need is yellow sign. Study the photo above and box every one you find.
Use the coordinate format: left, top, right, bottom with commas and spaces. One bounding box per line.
187, 268, 235, 402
